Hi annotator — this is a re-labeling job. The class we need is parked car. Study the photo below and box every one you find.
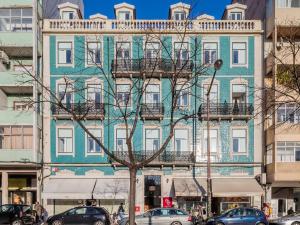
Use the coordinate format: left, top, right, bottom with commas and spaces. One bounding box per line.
206, 207, 268, 225
0, 204, 35, 225
45, 206, 111, 225
269, 212, 300, 225
119, 208, 193, 225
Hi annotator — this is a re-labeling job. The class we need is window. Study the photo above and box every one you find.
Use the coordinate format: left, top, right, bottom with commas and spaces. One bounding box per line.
277, 0, 300, 7
203, 129, 218, 154
232, 129, 247, 154
86, 128, 102, 154
61, 11, 74, 19
116, 42, 131, 70
266, 145, 273, 165
174, 129, 188, 152
232, 42, 247, 65
116, 128, 128, 152
116, 84, 131, 107
0, 8, 32, 32
232, 84, 247, 104
58, 83, 73, 105
87, 84, 102, 104
58, 42, 72, 64
277, 104, 300, 123
176, 84, 189, 108
0, 126, 33, 150
13, 101, 33, 111
230, 12, 243, 20
203, 84, 218, 103
145, 42, 160, 59
119, 11, 130, 20
57, 128, 73, 153
277, 141, 300, 162
145, 128, 160, 152
87, 42, 101, 65
174, 11, 186, 20
203, 43, 218, 64
145, 84, 160, 104
174, 42, 189, 62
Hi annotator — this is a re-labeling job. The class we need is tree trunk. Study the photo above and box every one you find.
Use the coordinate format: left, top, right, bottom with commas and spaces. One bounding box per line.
129, 167, 137, 225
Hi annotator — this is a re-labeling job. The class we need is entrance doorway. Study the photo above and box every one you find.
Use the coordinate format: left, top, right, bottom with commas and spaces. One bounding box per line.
144, 176, 161, 211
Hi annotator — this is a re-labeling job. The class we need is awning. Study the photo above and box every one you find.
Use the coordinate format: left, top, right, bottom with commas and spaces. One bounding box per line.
212, 178, 263, 197
174, 178, 206, 197
42, 179, 96, 199
93, 178, 129, 199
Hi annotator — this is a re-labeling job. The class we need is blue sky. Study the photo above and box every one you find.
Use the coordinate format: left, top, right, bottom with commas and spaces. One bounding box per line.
83, 0, 232, 19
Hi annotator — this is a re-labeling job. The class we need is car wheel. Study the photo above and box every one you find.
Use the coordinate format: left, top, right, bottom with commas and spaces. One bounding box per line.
292, 222, 300, 225
171, 222, 182, 225
52, 220, 63, 225
11, 220, 23, 225
94, 221, 104, 225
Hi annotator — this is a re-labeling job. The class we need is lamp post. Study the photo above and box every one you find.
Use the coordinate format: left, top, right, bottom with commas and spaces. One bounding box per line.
206, 59, 223, 217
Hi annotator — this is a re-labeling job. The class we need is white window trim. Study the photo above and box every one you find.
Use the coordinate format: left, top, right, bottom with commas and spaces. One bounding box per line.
114, 125, 132, 152
56, 126, 75, 156
202, 127, 220, 159
56, 38, 75, 68
175, 80, 190, 109
202, 41, 220, 66
231, 127, 248, 156
230, 37, 248, 68
143, 80, 162, 104
85, 38, 103, 68
230, 78, 248, 104
56, 78, 75, 105
202, 78, 220, 104
173, 126, 191, 152
85, 126, 104, 156
85, 78, 104, 104
115, 80, 132, 108
143, 126, 162, 152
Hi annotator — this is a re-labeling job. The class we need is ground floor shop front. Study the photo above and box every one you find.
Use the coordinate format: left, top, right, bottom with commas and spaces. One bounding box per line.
267, 183, 300, 218
0, 170, 39, 205
42, 172, 263, 216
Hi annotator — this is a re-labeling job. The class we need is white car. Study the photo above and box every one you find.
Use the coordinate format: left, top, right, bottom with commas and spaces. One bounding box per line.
269, 213, 300, 225
120, 208, 193, 225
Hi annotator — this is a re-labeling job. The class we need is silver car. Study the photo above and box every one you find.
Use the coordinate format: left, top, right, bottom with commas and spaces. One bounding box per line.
269, 213, 300, 225
120, 208, 193, 225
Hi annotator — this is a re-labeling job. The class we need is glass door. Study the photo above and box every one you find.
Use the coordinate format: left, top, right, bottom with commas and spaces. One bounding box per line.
144, 176, 161, 211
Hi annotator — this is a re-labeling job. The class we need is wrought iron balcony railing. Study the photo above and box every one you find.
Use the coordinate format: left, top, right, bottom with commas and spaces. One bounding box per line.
111, 58, 193, 77
111, 150, 195, 164
51, 103, 105, 120
198, 102, 254, 121
140, 103, 164, 120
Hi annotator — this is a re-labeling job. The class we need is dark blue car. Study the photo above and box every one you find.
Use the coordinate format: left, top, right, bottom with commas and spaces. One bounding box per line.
206, 207, 269, 225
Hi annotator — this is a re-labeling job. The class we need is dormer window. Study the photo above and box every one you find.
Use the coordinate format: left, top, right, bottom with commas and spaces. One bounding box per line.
174, 11, 186, 20
119, 11, 130, 20
61, 11, 74, 19
230, 12, 243, 20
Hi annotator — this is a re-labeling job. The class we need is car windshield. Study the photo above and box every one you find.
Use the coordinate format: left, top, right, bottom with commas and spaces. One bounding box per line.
0, 205, 13, 213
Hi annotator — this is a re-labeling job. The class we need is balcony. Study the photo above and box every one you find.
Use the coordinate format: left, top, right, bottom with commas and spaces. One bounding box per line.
110, 150, 195, 165
44, 19, 262, 34
140, 103, 164, 120
267, 162, 300, 183
198, 102, 254, 121
111, 58, 193, 78
51, 103, 105, 120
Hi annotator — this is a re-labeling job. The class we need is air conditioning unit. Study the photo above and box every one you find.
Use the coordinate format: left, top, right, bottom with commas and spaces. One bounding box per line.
0, 50, 9, 64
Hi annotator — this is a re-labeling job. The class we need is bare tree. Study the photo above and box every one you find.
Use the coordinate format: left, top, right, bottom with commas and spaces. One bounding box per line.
15, 14, 210, 225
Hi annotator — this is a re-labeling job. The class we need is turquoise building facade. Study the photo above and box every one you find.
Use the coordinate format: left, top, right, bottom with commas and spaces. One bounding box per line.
42, 2, 264, 215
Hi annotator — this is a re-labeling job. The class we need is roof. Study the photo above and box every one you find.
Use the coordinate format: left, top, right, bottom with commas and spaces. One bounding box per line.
170, 2, 191, 10
57, 1, 79, 9
114, 2, 135, 10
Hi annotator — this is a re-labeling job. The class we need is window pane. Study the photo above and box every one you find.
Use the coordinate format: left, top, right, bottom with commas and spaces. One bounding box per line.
22, 8, 32, 17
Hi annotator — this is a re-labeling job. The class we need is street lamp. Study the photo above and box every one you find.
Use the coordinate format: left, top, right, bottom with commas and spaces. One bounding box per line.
206, 59, 223, 217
